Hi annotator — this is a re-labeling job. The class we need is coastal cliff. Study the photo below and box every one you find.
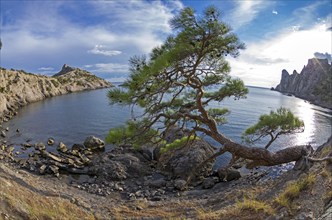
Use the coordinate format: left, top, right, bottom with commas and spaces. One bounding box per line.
274, 58, 332, 109
0, 64, 112, 123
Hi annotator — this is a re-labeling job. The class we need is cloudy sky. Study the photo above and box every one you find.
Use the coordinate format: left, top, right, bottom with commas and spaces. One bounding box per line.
0, 0, 331, 87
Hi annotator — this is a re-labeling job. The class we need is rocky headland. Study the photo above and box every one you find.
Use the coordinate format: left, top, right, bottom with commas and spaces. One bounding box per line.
0, 64, 112, 123
273, 58, 332, 109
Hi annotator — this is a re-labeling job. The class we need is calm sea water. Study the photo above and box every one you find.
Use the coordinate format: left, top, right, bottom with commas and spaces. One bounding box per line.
3, 85, 332, 164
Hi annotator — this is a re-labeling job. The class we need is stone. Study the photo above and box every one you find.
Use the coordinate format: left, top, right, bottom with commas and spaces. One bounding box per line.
49, 165, 60, 177
34, 142, 46, 151
217, 168, 241, 182
174, 179, 187, 191
47, 138, 55, 146
39, 164, 47, 175
83, 136, 105, 151
202, 177, 216, 189
0, 131, 6, 138
147, 179, 167, 188
57, 142, 68, 153
5, 127, 9, 131
72, 143, 85, 151
158, 140, 215, 180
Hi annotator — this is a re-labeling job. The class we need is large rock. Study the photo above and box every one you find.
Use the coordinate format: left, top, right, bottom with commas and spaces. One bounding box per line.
83, 136, 105, 151
275, 58, 332, 108
158, 140, 216, 180
91, 147, 153, 181
217, 167, 241, 181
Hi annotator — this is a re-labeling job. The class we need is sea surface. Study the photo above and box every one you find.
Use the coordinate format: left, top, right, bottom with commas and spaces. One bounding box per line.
2, 84, 332, 167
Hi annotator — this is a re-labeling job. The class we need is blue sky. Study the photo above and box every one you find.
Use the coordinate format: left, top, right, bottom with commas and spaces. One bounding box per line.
0, 0, 331, 87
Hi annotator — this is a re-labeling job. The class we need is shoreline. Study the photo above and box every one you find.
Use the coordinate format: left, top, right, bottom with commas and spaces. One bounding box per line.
0, 67, 113, 125
271, 89, 332, 110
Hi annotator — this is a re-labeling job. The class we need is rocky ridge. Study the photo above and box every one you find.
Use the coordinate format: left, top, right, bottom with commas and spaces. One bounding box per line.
274, 58, 332, 109
0, 64, 112, 123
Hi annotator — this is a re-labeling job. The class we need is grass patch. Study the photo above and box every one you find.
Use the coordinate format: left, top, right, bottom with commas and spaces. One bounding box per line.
0, 177, 94, 219
275, 173, 316, 208
236, 198, 275, 215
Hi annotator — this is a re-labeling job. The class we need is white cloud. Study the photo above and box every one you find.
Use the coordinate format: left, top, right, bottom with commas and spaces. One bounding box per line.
38, 67, 54, 71
1, 0, 183, 76
229, 1, 274, 30
272, 10, 278, 15
87, 45, 122, 56
84, 63, 129, 74
229, 24, 331, 87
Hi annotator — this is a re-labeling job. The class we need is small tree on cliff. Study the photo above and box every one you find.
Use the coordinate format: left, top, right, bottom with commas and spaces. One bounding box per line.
106, 6, 322, 174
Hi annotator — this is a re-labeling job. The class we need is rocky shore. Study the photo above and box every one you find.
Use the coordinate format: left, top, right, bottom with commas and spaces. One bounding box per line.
0, 132, 331, 219
0, 64, 112, 123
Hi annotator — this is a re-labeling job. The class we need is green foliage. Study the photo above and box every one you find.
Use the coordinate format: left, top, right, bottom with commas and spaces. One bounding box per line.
106, 120, 159, 149
107, 6, 247, 149
243, 107, 304, 148
160, 135, 199, 154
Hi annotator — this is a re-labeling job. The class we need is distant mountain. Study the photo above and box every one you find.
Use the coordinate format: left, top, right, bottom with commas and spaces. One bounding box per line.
274, 58, 332, 109
0, 65, 112, 123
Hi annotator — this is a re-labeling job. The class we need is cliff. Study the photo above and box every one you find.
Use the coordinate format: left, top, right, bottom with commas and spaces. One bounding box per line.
275, 58, 332, 109
0, 64, 112, 123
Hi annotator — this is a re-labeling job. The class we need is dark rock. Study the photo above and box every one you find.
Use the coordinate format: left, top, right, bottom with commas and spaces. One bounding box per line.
202, 177, 217, 189
158, 140, 215, 180
91, 148, 153, 181
83, 136, 105, 151
72, 143, 85, 151
49, 165, 60, 177
147, 179, 167, 188
53, 64, 76, 76
217, 168, 241, 181
174, 179, 187, 191
34, 142, 46, 151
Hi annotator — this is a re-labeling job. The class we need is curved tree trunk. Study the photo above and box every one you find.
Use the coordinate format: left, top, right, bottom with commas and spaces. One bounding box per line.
211, 132, 312, 168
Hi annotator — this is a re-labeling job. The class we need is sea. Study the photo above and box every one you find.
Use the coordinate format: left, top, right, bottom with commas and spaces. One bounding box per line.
2, 83, 332, 167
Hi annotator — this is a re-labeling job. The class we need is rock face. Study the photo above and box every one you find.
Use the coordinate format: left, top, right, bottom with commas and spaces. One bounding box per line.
158, 140, 216, 180
0, 65, 112, 123
275, 58, 332, 108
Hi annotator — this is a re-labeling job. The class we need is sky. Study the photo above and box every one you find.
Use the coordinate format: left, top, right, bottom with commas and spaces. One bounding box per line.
0, 0, 331, 87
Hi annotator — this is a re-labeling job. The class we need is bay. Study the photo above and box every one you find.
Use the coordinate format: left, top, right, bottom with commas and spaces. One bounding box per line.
2, 85, 332, 163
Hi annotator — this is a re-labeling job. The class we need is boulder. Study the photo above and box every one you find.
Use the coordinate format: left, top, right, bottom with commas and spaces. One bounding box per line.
174, 179, 187, 191
47, 138, 55, 146
83, 136, 105, 151
158, 140, 216, 180
35, 142, 46, 151
57, 142, 68, 153
91, 147, 153, 181
217, 167, 241, 181
202, 177, 217, 189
